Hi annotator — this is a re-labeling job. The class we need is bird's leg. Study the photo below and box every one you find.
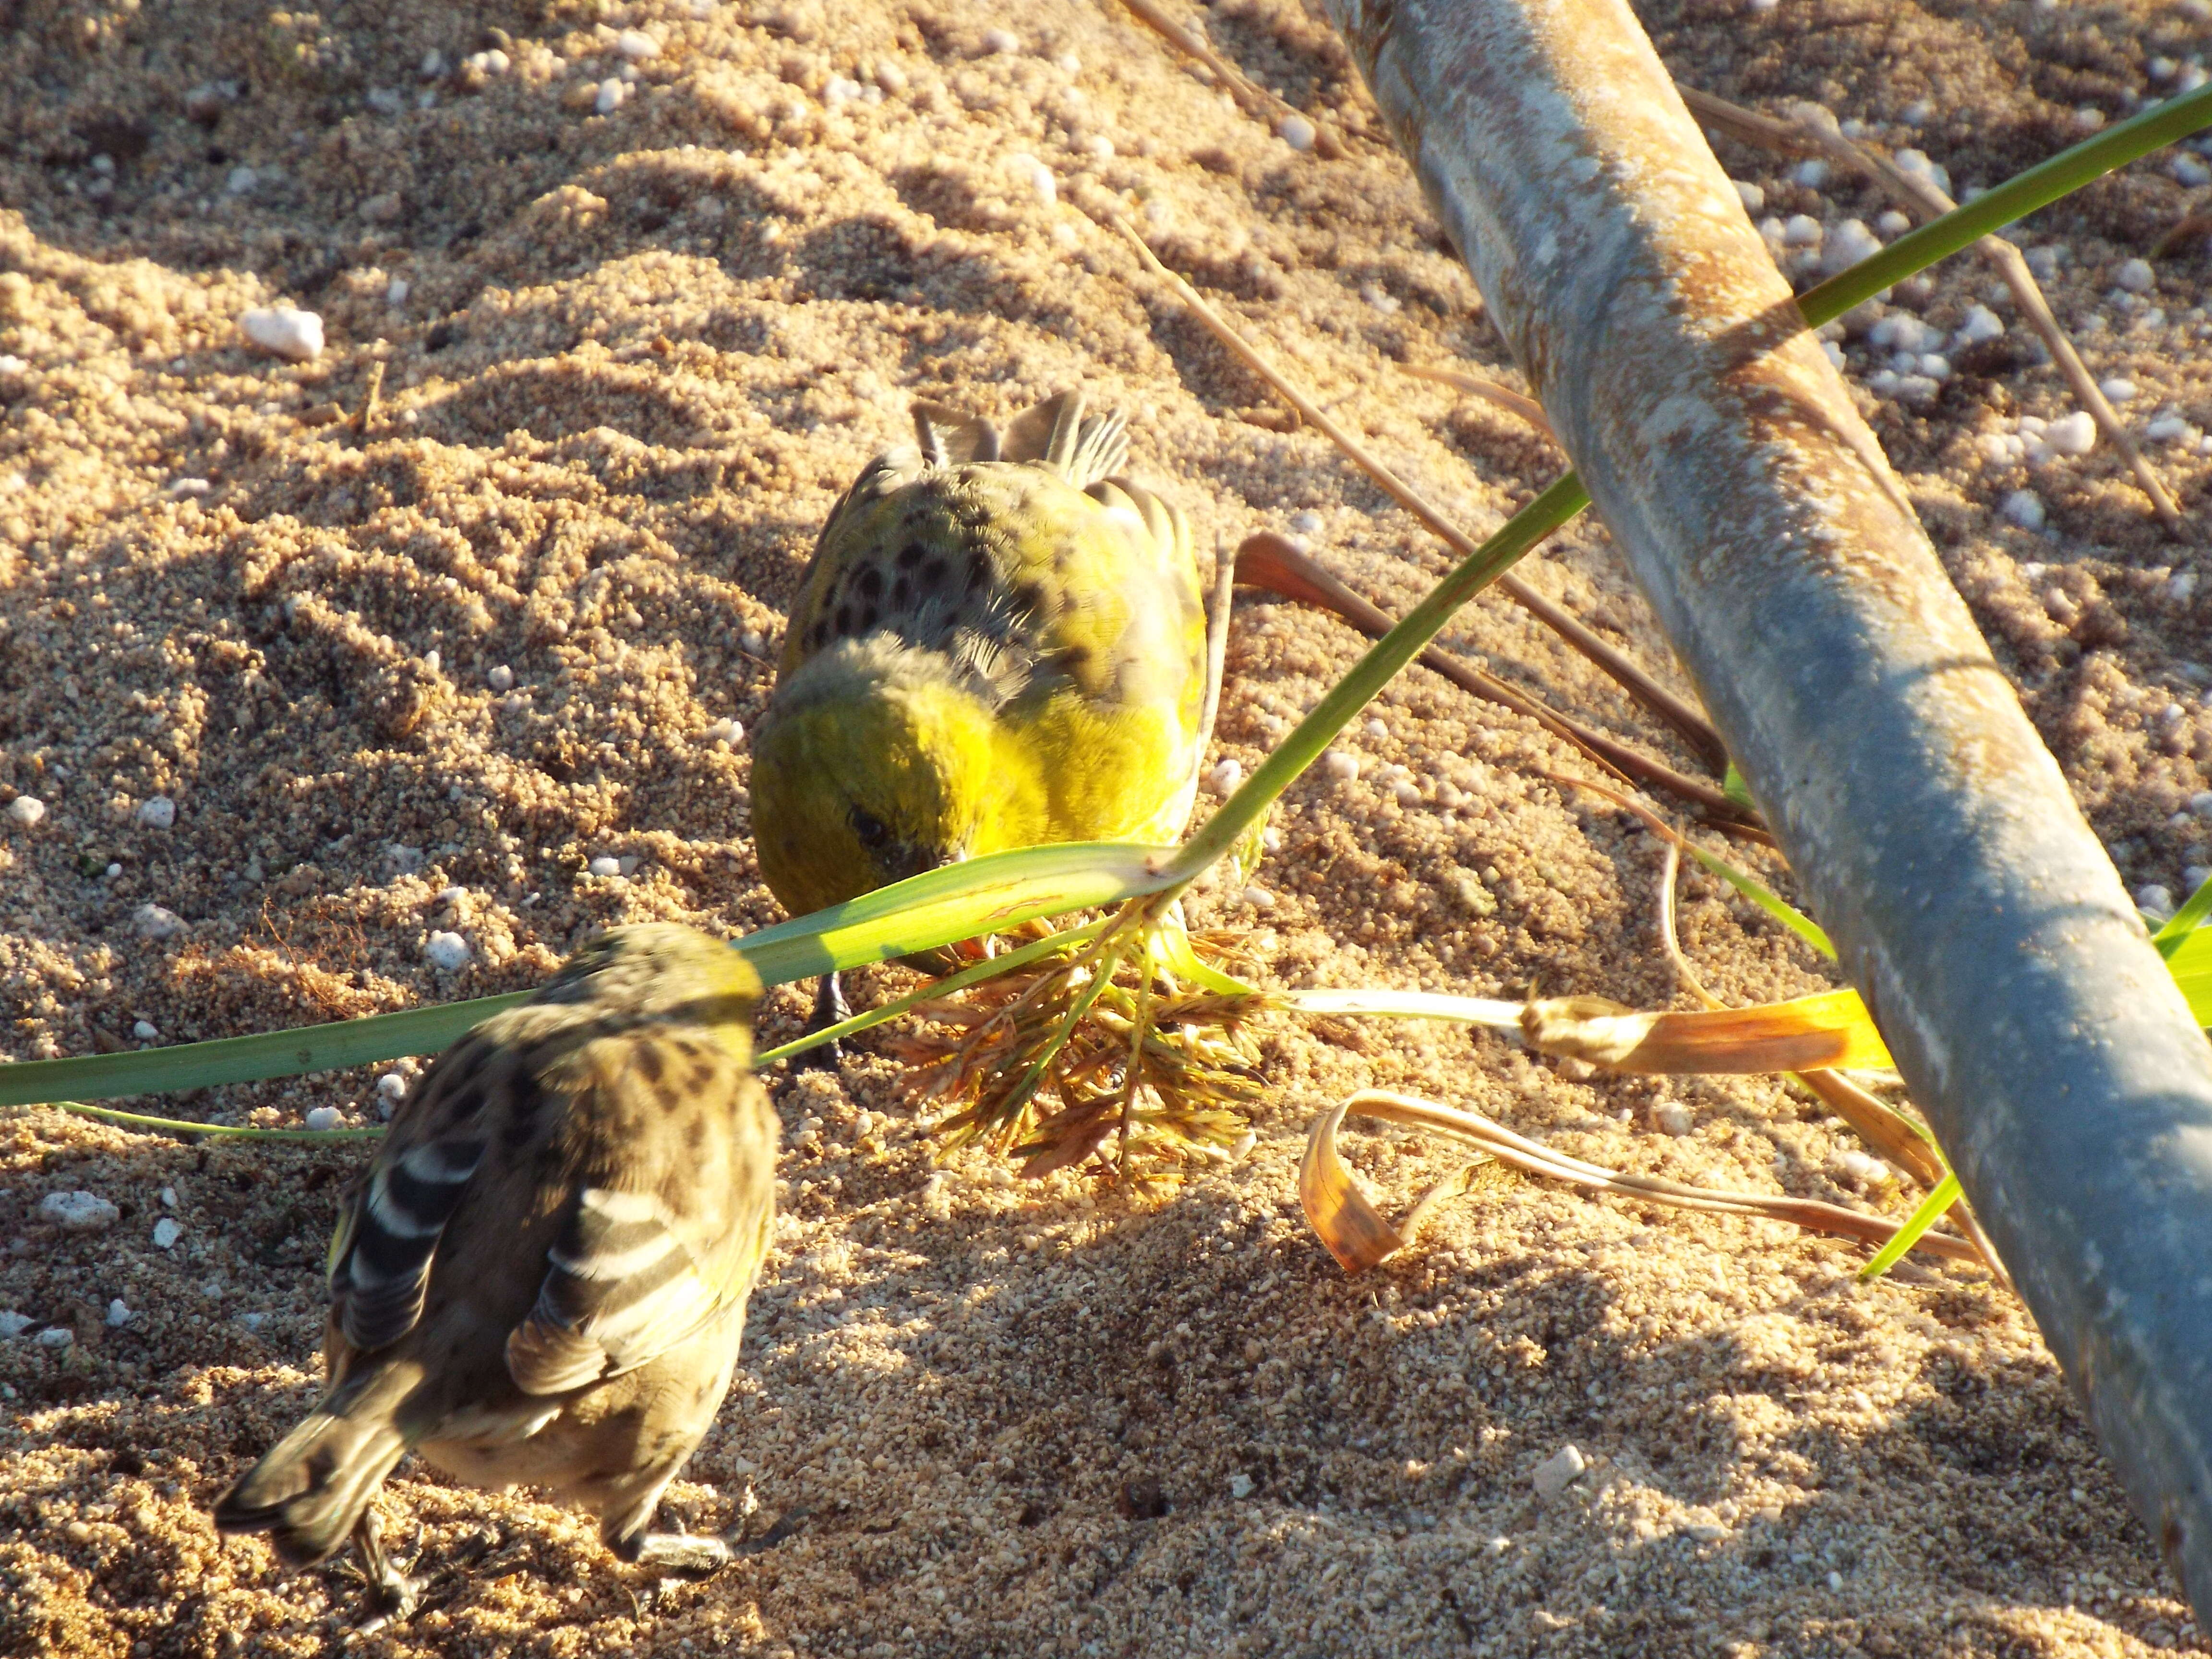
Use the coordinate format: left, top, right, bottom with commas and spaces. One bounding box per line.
347, 1503, 420, 1634
794, 972, 850, 1070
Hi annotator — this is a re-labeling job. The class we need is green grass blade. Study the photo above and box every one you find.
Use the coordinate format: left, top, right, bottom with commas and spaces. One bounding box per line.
42, 1100, 386, 1142
1680, 844, 1837, 961
755, 917, 1112, 1065
1796, 83, 2212, 326
2153, 870, 2212, 961
1859, 1170, 1962, 1282
1280, 988, 1524, 1027
1722, 762, 1756, 813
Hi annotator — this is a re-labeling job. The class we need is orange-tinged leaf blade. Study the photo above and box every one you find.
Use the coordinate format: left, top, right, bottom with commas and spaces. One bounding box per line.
1521, 988, 1891, 1074
1298, 1096, 1407, 1273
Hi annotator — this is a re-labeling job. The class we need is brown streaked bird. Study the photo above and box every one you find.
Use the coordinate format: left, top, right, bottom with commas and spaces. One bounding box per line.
213, 925, 781, 1622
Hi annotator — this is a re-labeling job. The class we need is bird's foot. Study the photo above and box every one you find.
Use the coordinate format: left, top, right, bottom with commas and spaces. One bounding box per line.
793, 974, 850, 1071
343, 1509, 421, 1640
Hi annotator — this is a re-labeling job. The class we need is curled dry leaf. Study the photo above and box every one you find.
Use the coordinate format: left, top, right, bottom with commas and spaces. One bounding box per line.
1300, 1088, 1989, 1275
1520, 988, 1892, 1074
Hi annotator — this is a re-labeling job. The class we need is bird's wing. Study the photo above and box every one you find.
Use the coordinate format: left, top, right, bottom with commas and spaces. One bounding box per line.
328, 1035, 502, 1353
999, 391, 1131, 487
505, 1031, 777, 1396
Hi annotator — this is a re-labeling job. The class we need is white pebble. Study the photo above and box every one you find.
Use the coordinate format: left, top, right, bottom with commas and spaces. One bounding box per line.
152, 1216, 183, 1250
981, 28, 1020, 54
615, 28, 661, 60
707, 716, 744, 745
2099, 377, 2138, 403
1654, 1099, 1695, 1136
822, 74, 864, 108
1875, 208, 1913, 238
167, 477, 211, 497
136, 795, 176, 829
104, 863, 121, 879
2044, 411, 2097, 456
1242, 884, 1275, 912
239, 306, 325, 363
1745, 0, 1778, 13
2168, 571, 2198, 605
1006, 152, 1056, 204
1363, 718, 1389, 741
2187, 864, 2212, 897
134, 904, 184, 940
2172, 154, 2212, 188
1732, 180, 1765, 213
2116, 258, 2156, 294
595, 78, 628, 114
36, 1327, 72, 1350
226, 165, 258, 195
2140, 883, 2177, 919
2147, 415, 2193, 442
0, 1311, 30, 1339
40, 1191, 119, 1232
6, 796, 44, 827
376, 1071, 409, 1103
1288, 510, 1324, 535
1277, 114, 1316, 152
588, 855, 623, 878
386, 276, 411, 307
1392, 781, 1421, 807
1321, 750, 1360, 783
132, 1020, 158, 1040
1229, 1474, 1256, 1499
1533, 1443, 1587, 1500
424, 930, 472, 970
105, 1299, 130, 1328
1869, 314, 1937, 353
1835, 1149, 1890, 1186
1781, 214, 1823, 248
1791, 159, 1830, 190
1206, 758, 1244, 795
1893, 148, 1952, 197
1918, 354, 1952, 382
160, 1186, 177, 1208
487, 663, 515, 691
1821, 217, 1882, 275
2073, 107, 2107, 133
304, 1106, 345, 1131
1955, 305, 2004, 347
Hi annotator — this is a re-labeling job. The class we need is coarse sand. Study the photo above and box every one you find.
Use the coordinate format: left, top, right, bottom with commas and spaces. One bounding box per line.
3, 0, 2212, 1654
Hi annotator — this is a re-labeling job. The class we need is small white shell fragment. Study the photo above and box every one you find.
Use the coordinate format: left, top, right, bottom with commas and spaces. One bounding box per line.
615, 28, 660, 59
2044, 412, 2097, 456
6, 796, 44, 826
37, 1327, 72, 1350
1206, 758, 1244, 795
1790, 158, 1829, 189
2139, 884, 2177, 918
153, 1216, 183, 1250
240, 306, 325, 362
1321, 750, 1360, 783
1821, 217, 1882, 275
1006, 152, 1056, 204
1954, 305, 2004, 347
1242, 884, 1275, 911
2115, 257, 2156, 294
487, 664, 515, 691
707, 716, 744, 745
1277, 113, 1316, 152
1288, 509, 1324, 535
424, 930, 472, 970
1393, 781, 1421, 808
822, 74, 864, 108
981, 27, 1020, 53
2146, 415, 2193, 442
40, 1191, 120, 1232
160, 1187, 177, 1208
1229, 1474, 1255, 1499
595, 78, 627, 114
2000, 490, 2046, 531
304, 1106, 345, 1131
376, 1071, 409, 1102
1731, 180, 1765, 214
1780, 214, 1823, 248
134, 904, 185, 940
386, 276, 411, 306
0, 1311, 31, 1339
1533, 1443, 1587, 1500
1654, 1099, 1695, 1136
1363, 718, 1389, 741
136, 795, 177, 829
588, 855, 623, 878
105, 1299, 131, 1328
132, 1020, 158, 1040
2098, 377, 2137, 403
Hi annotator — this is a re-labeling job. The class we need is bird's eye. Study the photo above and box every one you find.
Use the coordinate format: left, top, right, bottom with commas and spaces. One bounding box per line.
850, 807, 893, 852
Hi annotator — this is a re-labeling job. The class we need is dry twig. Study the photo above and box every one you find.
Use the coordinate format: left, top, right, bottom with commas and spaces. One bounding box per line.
1116, 0, 1345, 157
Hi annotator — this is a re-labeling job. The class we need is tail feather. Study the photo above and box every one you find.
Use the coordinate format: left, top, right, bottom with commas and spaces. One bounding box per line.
1002, 391, 1130, 487
214, 1362, 423, 1566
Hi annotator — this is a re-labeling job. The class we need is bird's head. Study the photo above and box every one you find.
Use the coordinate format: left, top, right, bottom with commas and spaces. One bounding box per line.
540, 925, 763, 1053
751, 642, 1006, 920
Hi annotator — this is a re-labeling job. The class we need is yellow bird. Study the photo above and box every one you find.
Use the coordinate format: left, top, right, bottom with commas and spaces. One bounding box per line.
752, 390, 1210, 1044
214, 925, 781, 1623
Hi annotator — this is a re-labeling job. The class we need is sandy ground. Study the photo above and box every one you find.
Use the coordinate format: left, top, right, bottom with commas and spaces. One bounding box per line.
3, 0, 2212, 1653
